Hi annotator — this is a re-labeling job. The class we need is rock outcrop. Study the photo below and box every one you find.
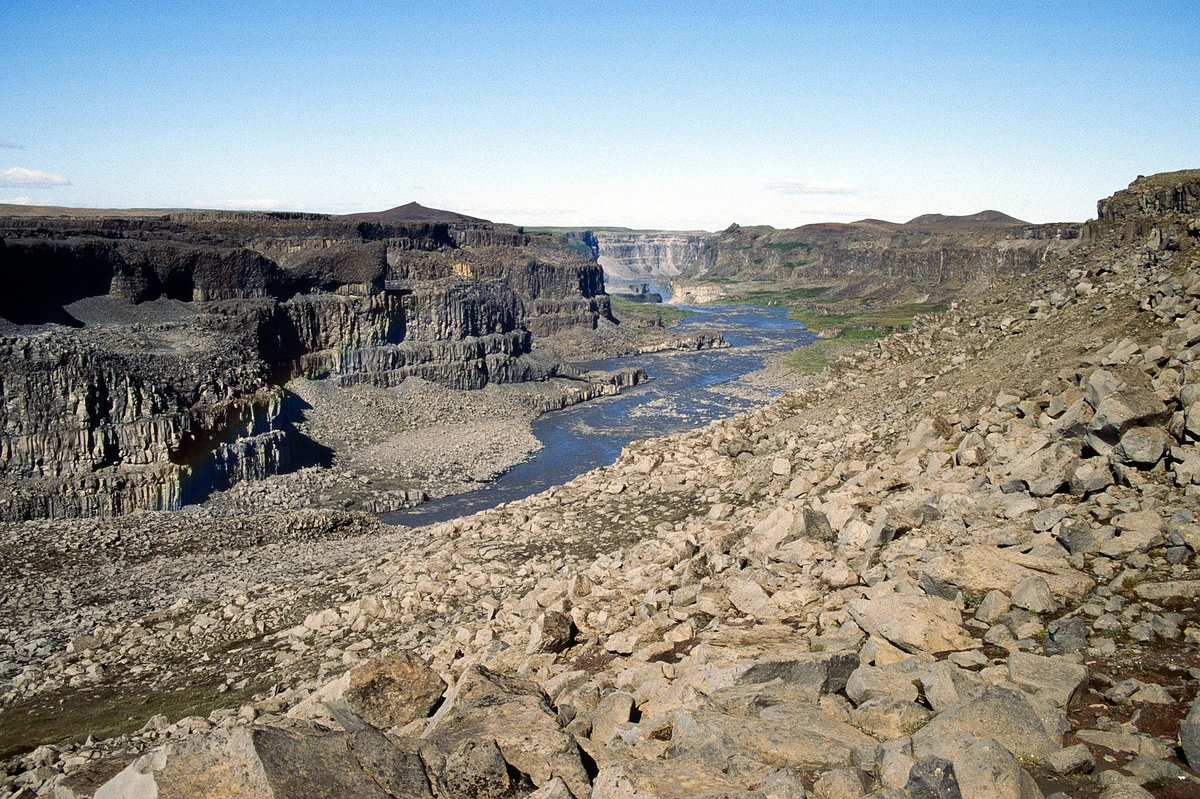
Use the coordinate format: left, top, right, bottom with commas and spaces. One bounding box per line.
0, 208, 613, 520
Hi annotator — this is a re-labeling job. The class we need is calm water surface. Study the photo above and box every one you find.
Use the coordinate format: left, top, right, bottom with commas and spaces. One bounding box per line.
382, 304, 813, 526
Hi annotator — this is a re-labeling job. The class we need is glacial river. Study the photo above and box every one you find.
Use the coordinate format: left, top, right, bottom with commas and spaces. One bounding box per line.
382, 304, 814, 527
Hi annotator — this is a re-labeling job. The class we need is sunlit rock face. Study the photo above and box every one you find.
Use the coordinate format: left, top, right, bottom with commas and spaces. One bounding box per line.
0, 206, 609, 519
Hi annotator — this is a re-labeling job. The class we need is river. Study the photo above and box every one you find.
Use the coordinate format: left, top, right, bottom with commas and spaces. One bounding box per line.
382, 304, 814, 527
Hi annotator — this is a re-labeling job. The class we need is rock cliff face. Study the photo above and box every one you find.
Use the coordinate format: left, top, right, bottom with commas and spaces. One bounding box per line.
580, 216, 1084, 306
586, 232, 715, 294
0, 208, 610, 520
675, 218, 1082, 302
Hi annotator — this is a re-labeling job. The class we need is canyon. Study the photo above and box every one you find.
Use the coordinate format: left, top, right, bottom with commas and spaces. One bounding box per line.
3, 171, 1200, 799
581, 212, 1082, 307
0, 205, 638, 521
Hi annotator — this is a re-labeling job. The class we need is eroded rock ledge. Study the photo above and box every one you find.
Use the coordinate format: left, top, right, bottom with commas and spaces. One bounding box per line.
0, 210, 616, 521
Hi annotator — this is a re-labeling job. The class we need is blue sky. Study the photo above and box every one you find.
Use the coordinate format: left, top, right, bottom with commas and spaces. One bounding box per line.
2, 1, 1196, 230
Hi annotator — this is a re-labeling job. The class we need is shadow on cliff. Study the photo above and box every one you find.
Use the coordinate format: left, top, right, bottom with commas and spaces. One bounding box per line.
174, 389, 334, 508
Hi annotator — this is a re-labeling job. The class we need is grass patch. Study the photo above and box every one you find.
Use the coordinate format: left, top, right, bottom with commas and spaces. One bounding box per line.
610, 296, 697, 328
0, 678, 263, 760
762, 240, 812, 252
710, 286, 832, 305
789, 301, 947, 333
785, 343, 836, 374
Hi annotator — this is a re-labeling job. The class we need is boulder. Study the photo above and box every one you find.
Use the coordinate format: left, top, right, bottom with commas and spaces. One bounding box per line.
921, 545, 1094, 605
846, 595, 978, 655
1007, 652, 1088, 708
95, 725, 433, 799
1010, 577, 1057, 615
1181, 695, 1200, 768
672, 703, 875, 770
591, 757, 752, 799
735, 651, 860, 702
422, 665, 590, 797
905, 757, 963, 799
288, 652, 447, 732
1112, 427, 1168, 466
913, 684, 1068, 761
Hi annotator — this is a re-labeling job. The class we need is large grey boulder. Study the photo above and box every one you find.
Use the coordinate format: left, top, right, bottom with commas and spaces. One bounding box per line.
1181, 694, 1200, 768
94, 724, 433, 799
913, 684, 1068, 761
913, 734, 1044, 799
288, 652, 447, 732
735, 650, 860, 702
905, 756, 962, 799
423, 665, 590, 798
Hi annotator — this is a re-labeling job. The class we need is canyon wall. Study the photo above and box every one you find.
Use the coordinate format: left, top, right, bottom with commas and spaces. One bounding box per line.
0, 208, 609, 520
587, 232, 715, 293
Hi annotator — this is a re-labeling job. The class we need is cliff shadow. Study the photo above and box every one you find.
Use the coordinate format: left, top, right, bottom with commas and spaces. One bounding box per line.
175, 389, 334, 507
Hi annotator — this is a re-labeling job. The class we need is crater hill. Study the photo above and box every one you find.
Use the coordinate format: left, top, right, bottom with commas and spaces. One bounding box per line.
0, 205, 621, 520
4, 170, 1200, 799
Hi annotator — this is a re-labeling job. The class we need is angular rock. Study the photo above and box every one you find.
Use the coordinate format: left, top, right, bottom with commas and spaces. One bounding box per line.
847, 595, 979, 655
906, 756, 963, 799
95, 725, 433, 799
913, 684, 1068, 761
591, 756, 752, 799
1010, 577, 1057, 615
921, 545, 1094, 605
1007, 652, 1088, 708
423, 665, 590, 797
1113, 427, 1168, 466
1181, 695, 1200, 768
672, 703, 875, 771
736, 651, 860, 702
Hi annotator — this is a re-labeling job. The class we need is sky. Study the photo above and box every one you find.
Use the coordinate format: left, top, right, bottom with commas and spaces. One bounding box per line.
1, 1, 1197, 231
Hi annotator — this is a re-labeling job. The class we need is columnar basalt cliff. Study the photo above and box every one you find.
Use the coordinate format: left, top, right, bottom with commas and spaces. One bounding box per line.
0, 205, 612, 520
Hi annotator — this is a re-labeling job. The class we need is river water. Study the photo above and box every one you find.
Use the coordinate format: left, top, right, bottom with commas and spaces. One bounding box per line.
382, 304, 814, 527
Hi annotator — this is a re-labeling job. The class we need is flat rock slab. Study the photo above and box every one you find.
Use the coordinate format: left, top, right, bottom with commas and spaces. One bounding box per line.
95, 725, 432, 799
673, 703, 875, 770
1133, 579, 1200, 602
592, 756, 755, 799
1007, 652, 1089, 708
921, 545, 1095, 604
847, 594, 979, 655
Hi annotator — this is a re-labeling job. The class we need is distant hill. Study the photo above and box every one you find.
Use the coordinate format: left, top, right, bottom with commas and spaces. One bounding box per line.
903, 210, 1028, 228
342, 202, 490, 225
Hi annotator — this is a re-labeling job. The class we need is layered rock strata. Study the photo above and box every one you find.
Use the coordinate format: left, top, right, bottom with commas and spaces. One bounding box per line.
0, 209, 612, 520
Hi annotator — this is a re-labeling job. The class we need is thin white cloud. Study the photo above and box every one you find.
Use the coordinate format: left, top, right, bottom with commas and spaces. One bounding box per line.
0, 140, 23, 149
230, 197, 280, 210
1, 196, 35, 205
765, 180, 860, 197
0, 167, 70, 187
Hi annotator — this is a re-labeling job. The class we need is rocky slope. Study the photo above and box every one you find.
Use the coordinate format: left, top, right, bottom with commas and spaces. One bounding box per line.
0, 208, 621, 521
3, 171, 1200, 798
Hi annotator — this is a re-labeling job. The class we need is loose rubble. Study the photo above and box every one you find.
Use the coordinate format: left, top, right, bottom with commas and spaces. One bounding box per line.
3, 171, 1200, 798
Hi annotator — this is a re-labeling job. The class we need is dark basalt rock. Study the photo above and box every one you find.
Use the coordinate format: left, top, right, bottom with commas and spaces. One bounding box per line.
0, 207, 612, 520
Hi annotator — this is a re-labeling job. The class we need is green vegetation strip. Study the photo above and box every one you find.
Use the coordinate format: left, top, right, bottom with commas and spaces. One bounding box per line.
784, 301, 946, 375
710, 286, 832, 305
609, 296, 698, 327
